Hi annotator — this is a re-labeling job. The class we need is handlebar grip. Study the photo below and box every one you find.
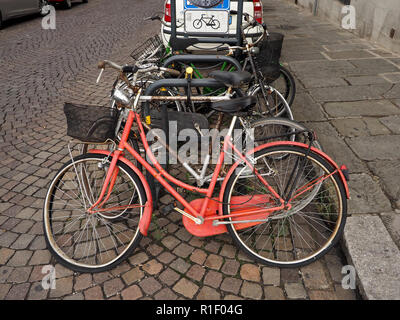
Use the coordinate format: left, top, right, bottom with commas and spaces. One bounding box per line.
122, 65, 138, 73
98, 61, 106, 69
230, 10, 237, 14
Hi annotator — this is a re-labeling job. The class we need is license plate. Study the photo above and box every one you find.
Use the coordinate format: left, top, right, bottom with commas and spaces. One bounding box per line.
184, 10, 229, 33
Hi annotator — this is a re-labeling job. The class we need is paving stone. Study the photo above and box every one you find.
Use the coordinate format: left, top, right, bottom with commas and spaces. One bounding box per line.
240, 264, 261, 282
74, 274, 93, 292
10, 234, 35, 250
325, 50, 376, 60
170, 257, 191, 274
63, 293, 85, 300
310, 84, 392, 102
5, 283, 30, 300
334, 284, 357, 300
219, 244, 237, 258
7, 250, 33, 267
122, 267, 144, 285
203, 270, 223, 289
29, 250, 51, 265
204, 254, 224, 270
324, 255, 345, 283
292, 92, 326, 121
204, 241, 221, 254
159, 268, 181, 286
344, 215, 400, 299
324, 100, 400, 117
128, 251, 149, 265
27, 282, 48, 300
161, 235, 180, 250
284, 283, 307, 299
379, 115, 400, 134
186, 264, 206, 282
0, 231, 19, 248
173, 278, 199, 299
103, 278, 124, 298
221, 259, 240, 276
154, 287, 178, 300
139, 277, 162, 295
142, 259, 163, 275
382, 73, 400, 83
173, 243, 194, 258
240, 281, 263, 299
309, 290, 337, 300
0, 248, 15, 265
307, 122, 366, 173
196, 286, 221, 300
157, 252, 176, 264
347, 173, 392, 214
8, 266, 32, 284
349, 59, 400, 75
345, 75, 389, 86
190, 249, 208, 265
332, 118, 391, 137
299, 77, 348, 88
301, 261, 331, 290
54, 264, 74, 279
147, 243, 163, 256
0, 284, 12, 300
347, 135, 400, 161
220, 277, 242, 295
264, 286, 285, 300
262, 267, 280, 286
84, 286, 104, 300
380, 213, 400, 248
49, 276, 74, 298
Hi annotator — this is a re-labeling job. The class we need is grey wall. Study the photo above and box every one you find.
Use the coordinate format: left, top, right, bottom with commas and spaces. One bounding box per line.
287, 0, 400, 54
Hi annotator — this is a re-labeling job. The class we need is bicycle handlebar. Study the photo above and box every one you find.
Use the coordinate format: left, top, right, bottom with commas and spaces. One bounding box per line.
97, 60, 180, 76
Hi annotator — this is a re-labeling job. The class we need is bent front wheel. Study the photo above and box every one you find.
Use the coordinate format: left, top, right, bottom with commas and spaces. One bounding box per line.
222, 145, 347, 268
43, 153, 146, 273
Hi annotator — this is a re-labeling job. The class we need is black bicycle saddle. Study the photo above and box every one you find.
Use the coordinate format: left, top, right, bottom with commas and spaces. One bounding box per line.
209, 70, 252, 88
211, 96, 256, 114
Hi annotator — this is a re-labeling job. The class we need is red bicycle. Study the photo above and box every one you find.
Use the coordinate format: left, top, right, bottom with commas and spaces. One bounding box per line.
43, 61, 349, 273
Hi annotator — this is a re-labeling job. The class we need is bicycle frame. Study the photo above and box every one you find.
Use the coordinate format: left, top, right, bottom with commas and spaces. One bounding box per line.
86, 108, 289, 237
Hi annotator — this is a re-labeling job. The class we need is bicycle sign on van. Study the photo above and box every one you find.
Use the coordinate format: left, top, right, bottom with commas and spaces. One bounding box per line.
184, 0, 230, 34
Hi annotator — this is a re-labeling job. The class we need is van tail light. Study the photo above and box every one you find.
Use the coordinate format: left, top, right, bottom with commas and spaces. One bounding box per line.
164, 0, 171, 23
253, 0, 263, 24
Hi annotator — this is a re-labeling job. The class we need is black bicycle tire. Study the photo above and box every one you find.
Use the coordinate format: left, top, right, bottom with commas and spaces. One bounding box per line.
43, 153, 146, 273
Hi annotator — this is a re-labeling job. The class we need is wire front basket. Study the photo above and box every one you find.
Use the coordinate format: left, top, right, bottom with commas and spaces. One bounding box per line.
130, 35, 165, 65
64, 103, 120, 143
257, 32, 284, 83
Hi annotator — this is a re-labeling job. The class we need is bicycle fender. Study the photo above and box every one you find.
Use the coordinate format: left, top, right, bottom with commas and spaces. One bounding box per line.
88, 149, 154, 236
218, 142, 350, 210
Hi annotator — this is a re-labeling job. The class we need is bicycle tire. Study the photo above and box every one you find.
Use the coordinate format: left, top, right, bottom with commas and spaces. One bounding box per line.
43, 153, 146, 273
222, 144, 347, 268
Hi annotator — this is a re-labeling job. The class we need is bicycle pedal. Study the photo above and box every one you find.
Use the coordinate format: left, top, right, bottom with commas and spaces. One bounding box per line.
160, 203, 175, 215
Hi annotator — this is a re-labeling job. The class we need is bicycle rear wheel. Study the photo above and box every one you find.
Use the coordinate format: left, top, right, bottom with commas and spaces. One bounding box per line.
43, 153, 146, 273
222, 144, 347, 268
270, 65, 296, 107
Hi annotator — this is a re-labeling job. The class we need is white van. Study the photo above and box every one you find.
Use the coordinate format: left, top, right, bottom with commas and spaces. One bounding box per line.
160, 0, 264, 50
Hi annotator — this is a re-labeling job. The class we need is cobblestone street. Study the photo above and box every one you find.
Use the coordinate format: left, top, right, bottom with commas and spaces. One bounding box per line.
1, 0, 399, 300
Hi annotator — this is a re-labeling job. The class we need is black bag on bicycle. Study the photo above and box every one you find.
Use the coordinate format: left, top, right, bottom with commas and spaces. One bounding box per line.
257, 32, 284, 84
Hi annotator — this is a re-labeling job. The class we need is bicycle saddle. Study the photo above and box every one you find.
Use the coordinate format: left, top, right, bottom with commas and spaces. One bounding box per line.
209, 71, 252, 88
211, 96, 256, 114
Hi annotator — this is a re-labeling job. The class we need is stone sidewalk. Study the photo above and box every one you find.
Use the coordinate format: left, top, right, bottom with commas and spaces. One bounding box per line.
273, 0, 400, 299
